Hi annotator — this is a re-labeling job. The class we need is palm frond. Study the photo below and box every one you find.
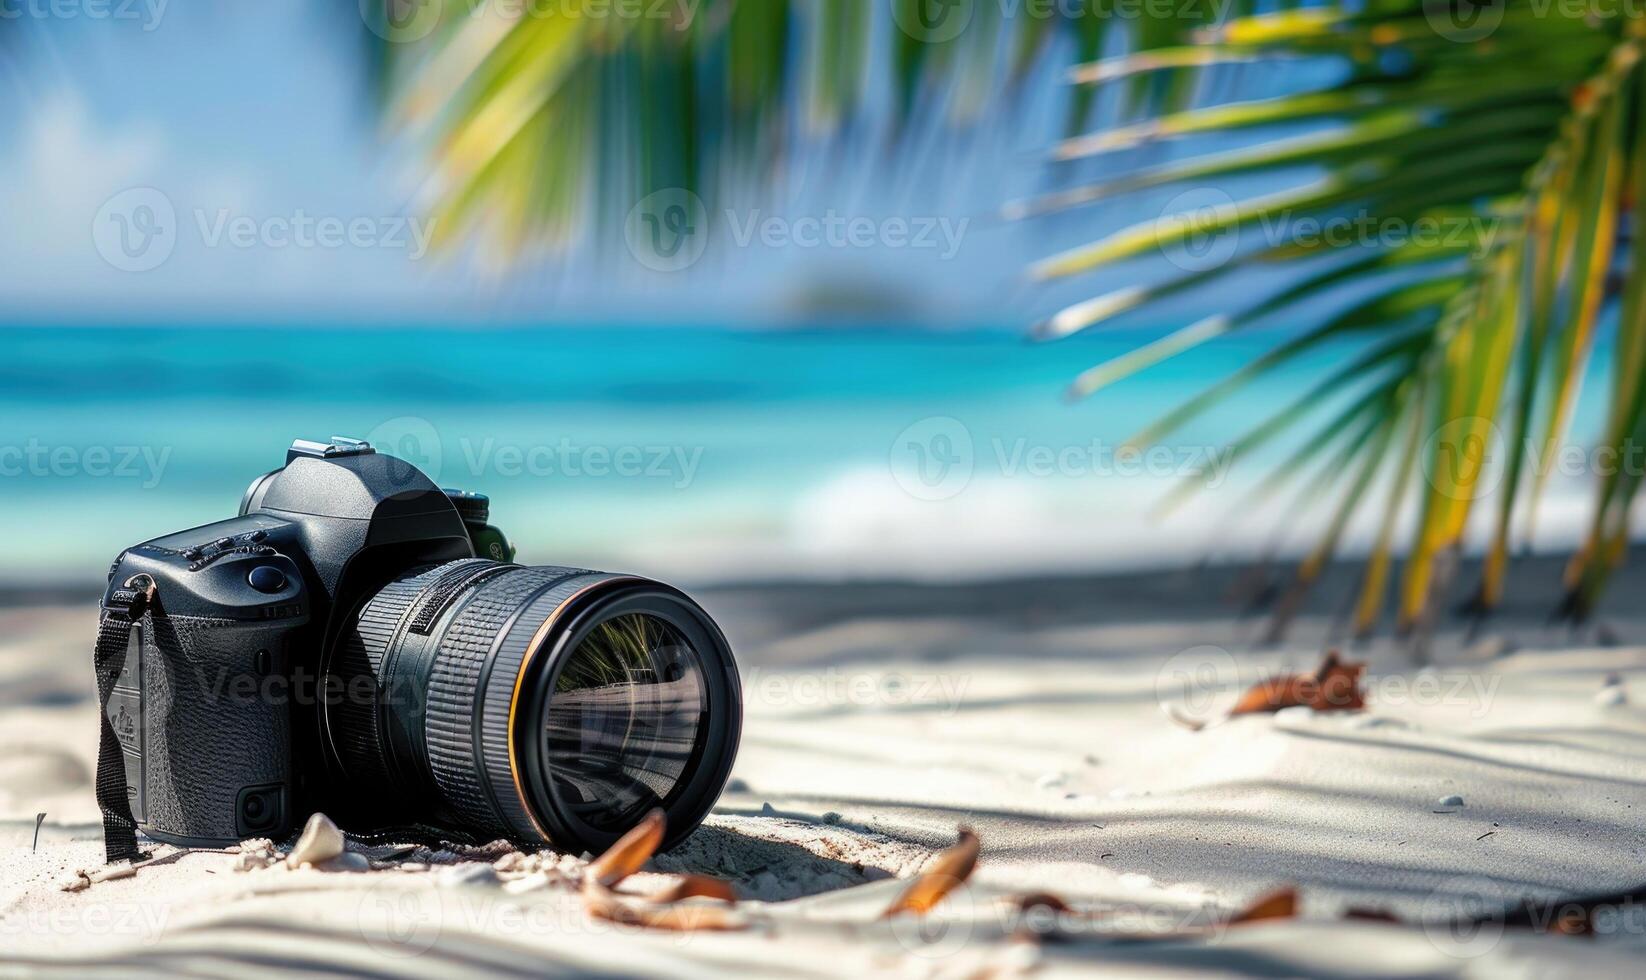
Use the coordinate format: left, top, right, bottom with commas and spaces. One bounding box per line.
1038, 4, 1646, 634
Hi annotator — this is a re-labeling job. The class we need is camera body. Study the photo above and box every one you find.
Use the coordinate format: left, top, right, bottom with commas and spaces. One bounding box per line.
102, 438, 491, 845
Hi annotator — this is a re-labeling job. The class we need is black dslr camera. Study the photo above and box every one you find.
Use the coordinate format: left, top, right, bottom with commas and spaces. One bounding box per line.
98, 437, 741, 855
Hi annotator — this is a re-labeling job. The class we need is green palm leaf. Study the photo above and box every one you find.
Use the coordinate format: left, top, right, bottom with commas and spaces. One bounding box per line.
368, 1, 1646, 638
1038, 5, 1646, 636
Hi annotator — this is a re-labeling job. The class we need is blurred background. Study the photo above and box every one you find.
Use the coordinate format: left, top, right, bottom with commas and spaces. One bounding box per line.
1, 2, 1634, 639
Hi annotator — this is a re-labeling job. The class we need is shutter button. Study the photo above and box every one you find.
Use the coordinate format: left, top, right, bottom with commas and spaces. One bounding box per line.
248, 566, 287, 593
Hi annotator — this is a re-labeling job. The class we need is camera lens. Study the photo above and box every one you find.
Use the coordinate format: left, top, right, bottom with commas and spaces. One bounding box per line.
326, 561, 741, 853
537, 613, 705, 833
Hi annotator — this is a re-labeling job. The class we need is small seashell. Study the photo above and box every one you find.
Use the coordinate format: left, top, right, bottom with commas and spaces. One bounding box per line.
235, 853, 271, 872
760, 802, 776, 816
493, 852, 530, 873
286, 813, 346, 869
1435, 794, 1465, 811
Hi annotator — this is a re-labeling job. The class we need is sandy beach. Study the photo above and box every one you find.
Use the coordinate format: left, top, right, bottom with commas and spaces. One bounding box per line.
3, 558, 1645, 977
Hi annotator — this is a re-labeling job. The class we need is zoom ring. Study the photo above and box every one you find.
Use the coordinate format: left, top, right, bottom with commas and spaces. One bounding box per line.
327, 562, 487, 795
422, 565, 593, 840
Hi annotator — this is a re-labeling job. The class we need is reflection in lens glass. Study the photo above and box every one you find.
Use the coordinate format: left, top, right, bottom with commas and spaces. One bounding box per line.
541, 613, 705, 832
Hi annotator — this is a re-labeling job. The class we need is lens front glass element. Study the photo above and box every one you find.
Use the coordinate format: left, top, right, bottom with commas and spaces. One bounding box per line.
540, 612, 706, 833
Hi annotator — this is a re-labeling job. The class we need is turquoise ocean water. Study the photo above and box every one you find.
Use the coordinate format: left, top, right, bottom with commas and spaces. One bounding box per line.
0, 325, 1610, 586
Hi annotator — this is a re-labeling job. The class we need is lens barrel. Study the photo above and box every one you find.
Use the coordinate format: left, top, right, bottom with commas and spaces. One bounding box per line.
326, 560, 741, 852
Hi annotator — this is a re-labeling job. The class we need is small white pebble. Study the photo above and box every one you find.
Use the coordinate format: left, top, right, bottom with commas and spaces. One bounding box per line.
286, 813, 345, 869
1035, 772, 1066, 790
318, 852, 370, 873
502, 872, 553, 894
1436, 795, 1465, 810
1596, 684, 1627, 708
1353, 715, 1411, 731
438, 863, 498, 887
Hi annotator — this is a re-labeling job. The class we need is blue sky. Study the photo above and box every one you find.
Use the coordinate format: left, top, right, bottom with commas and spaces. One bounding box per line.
0, 3, 1111, 327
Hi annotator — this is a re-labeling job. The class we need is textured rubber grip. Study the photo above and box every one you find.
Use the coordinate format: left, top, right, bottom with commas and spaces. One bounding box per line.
409, 562, 516, 635
326, 562, 473, 794
329, 560, 614, 843
422, 565, 592, 839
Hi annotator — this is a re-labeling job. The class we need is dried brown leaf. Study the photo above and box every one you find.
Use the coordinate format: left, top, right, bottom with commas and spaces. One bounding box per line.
1229, 651, 1366, 717
586, 808, 665, 888
582, 878, 744, 932
881, 827, 980, 919
1230, 887, 1298, 925
647, 874, 738, 905
1012, 891, 1072, 914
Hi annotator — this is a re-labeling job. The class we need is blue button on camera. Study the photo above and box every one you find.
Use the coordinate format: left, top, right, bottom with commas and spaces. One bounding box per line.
248, 566, 287, 593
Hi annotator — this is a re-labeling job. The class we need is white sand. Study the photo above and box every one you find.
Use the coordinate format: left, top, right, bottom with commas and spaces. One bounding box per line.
3, 578, 1645, 976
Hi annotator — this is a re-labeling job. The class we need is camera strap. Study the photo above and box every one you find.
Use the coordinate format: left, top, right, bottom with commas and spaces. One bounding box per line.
93, 584, 154, 864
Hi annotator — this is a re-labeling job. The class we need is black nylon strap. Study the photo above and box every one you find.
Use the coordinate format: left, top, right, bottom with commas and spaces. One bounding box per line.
94, 587, 151, 864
